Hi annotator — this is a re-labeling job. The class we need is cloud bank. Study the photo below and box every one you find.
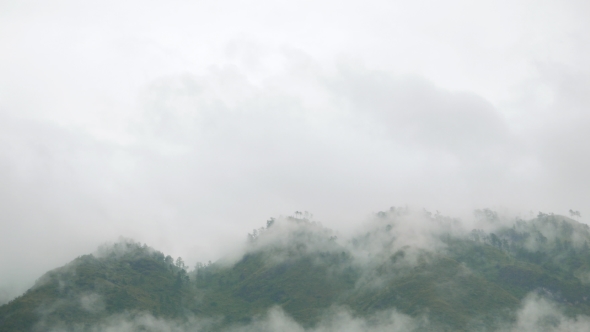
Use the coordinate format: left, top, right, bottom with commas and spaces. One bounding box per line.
40, 294, 590, 332
1, 0, 590, 303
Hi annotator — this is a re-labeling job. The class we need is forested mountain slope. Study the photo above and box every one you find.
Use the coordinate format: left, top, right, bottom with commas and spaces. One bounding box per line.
2, 210, 590, 331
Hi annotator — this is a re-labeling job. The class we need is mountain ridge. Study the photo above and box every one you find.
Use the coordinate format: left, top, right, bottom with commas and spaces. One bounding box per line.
2, 210, 590, 331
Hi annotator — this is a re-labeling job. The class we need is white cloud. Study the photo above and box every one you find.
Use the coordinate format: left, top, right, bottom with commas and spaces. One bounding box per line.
1, 0, 590, 303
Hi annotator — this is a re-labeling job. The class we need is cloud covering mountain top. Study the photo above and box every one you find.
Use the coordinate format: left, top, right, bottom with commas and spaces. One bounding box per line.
1, 0, 590, 304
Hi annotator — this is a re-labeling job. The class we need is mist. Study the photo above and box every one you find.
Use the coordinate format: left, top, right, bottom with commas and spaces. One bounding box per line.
5, 206, 590, 330
38, 295, 590, 332
2, 0, 590, 304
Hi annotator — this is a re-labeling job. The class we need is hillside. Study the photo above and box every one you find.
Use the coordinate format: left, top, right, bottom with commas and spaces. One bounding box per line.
2, 210, 590, 331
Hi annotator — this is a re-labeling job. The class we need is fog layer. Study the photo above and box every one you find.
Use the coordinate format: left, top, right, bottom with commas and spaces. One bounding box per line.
1, 0, 590, 303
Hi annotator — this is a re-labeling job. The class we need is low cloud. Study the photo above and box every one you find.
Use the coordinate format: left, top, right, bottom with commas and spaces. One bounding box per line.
39, 293, 590, 332
42, 306, 423, 332
503, 293, 590, 332
2, 0, 590, 305
79, 293, 105, 314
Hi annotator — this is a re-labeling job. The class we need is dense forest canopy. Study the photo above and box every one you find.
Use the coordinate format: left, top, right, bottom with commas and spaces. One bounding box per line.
2, 208, 590, 331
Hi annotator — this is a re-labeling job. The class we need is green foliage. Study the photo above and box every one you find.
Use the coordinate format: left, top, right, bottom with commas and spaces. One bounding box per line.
4, 214, 590, 331
194, 250, 357, 326
0, 240, 197, 331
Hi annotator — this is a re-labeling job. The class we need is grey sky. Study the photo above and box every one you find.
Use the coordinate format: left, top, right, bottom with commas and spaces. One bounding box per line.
1, 0, 589, 303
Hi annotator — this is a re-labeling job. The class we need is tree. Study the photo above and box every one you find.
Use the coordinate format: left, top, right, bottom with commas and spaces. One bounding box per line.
475, 209, 498, 222
569, 209, 581, 218
248, 229, 259, 242
175, 257, 186, 270
165, 255, 174, 265
195, 262, 204, 271
490, 233, 501, 248
266, 218, 275, 228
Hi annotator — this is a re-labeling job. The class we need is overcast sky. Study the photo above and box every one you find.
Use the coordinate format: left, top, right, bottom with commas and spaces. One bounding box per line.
1, 0, 589, 303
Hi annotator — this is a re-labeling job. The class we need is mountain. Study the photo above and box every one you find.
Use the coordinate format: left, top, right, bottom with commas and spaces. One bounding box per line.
2, 210, 590, 331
